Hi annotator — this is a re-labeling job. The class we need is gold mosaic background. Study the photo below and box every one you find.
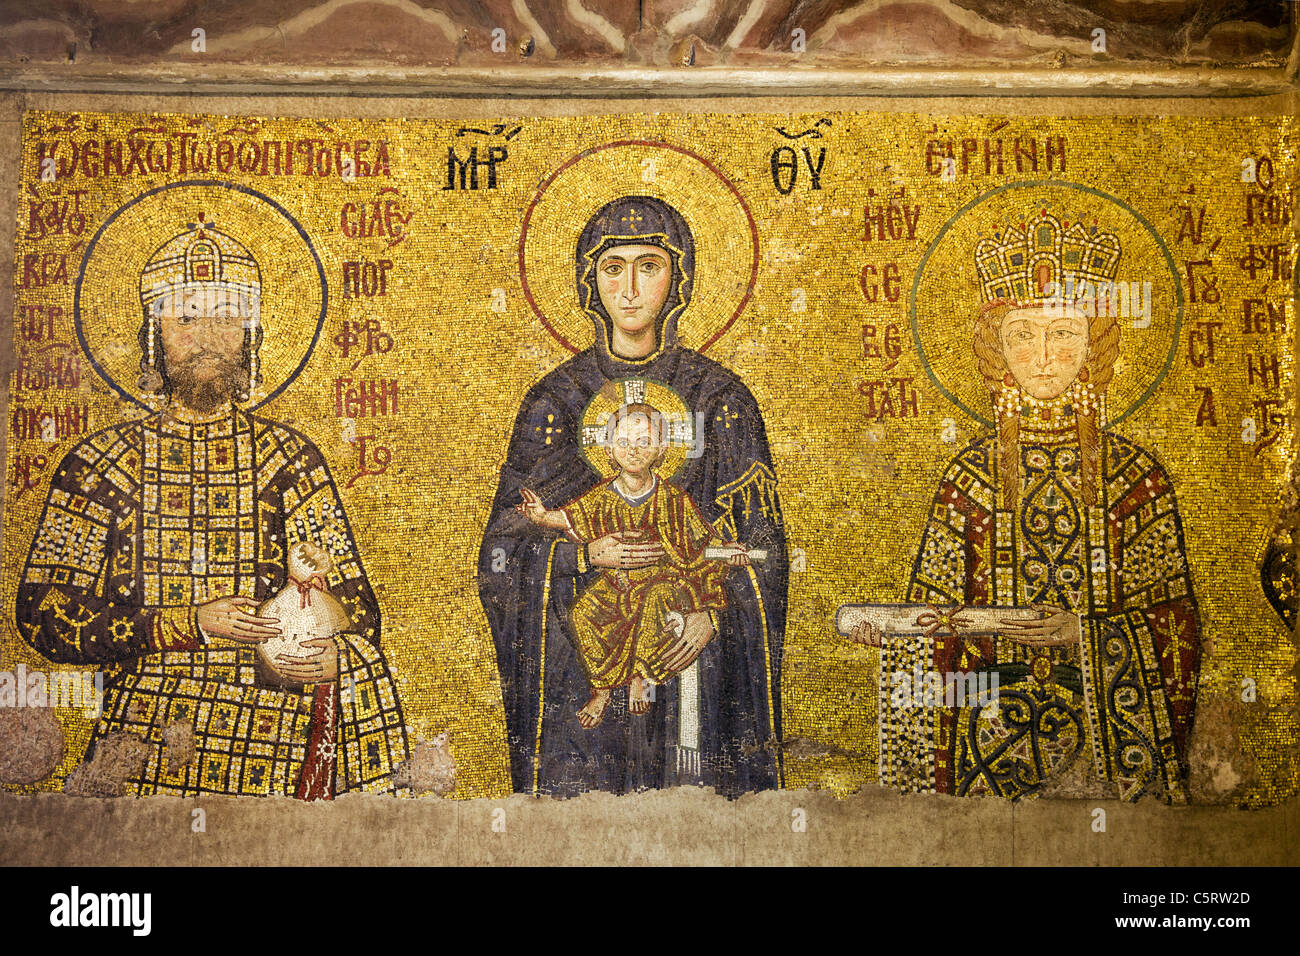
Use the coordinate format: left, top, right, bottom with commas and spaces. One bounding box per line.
3, 108, 1297, 803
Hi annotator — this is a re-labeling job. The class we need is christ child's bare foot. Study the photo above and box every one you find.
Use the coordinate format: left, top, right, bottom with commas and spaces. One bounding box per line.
629, 675, 652, 715
578, 688, 611, 728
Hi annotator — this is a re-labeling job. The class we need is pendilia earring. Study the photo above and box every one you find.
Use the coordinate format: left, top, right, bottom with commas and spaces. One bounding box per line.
248, 349, 258, 402
139, 309, 164, 393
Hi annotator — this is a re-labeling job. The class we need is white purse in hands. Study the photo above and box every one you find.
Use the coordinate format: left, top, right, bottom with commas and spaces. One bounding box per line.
257, 541, 351, 686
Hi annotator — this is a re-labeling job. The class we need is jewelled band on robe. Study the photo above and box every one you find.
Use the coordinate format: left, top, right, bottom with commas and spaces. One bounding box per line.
532, 538, 560, 796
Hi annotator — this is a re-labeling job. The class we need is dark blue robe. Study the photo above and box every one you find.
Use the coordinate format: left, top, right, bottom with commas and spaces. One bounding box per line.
478, 344, 787, 797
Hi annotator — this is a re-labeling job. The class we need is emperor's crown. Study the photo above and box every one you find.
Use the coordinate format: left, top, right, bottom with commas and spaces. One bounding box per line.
140, 213, 261, 308
974, 210, 1121, 304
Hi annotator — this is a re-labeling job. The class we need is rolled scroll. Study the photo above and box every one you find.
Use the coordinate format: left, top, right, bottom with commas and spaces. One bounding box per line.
834, 603, 1043, 641
703, 545, 768, 562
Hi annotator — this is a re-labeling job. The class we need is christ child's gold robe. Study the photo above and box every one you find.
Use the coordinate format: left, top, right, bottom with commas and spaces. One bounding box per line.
563, 475, 728, 690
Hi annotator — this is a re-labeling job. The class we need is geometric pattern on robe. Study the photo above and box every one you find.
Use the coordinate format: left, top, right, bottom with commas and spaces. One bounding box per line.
893, 422, 1200, 803
563, 476, 729, 690
15, 408, 409, 797
479, 344, 788, 798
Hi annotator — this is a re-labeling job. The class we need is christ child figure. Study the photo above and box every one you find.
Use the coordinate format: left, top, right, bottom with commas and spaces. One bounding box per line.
519, 402, 751, 728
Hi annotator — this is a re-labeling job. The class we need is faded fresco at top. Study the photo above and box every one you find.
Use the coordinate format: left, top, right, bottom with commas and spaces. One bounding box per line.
0, 109, 1295, 806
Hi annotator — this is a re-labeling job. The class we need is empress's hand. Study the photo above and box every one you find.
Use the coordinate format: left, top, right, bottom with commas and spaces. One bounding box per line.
273, 637, 340, 683
588, 530, 665, 570
1000, 604, 1082, 647
846, 621, 882, 647
660, 611, 715, 671
196, 596, 280, 643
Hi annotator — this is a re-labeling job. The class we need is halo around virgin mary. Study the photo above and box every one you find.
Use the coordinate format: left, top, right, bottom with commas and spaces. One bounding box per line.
479, 194, 790, 798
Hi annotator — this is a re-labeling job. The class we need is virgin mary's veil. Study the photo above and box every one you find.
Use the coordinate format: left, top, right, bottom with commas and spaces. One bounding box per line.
575, 196, 695, 356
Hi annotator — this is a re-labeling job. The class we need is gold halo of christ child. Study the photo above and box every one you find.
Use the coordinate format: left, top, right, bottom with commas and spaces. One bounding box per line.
16, 216, 408, 798
519, 402, 752, 728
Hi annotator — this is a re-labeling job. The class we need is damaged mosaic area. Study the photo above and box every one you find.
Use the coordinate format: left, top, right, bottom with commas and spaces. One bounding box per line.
0, 108, 1296, 806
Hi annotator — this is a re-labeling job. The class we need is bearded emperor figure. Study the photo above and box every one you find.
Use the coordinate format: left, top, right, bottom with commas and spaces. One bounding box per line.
16, 218, 409, 798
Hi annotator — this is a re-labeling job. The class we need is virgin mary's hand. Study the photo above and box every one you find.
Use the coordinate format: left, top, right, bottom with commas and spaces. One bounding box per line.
1000, 604, 1082, 647
660, 611, 715, 671
588, 530, 666, 570
846, 621, 882, 647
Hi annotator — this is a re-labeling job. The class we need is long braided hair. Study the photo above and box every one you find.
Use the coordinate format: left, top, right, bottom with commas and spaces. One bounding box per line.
973, 299, 1121, 509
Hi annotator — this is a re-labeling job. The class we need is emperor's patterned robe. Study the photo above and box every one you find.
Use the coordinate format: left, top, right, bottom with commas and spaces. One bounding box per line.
889, 425, 1200, 802
16, 407, 408, 798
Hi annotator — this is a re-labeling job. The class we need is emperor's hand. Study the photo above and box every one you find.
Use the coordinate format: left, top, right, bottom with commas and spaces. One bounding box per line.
273, 636, 340, 684
197, 596, 281, 644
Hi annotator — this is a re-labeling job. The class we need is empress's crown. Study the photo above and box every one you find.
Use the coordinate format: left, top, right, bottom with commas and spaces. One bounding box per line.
140, 213, 261, 307
974, 210, 1121, 304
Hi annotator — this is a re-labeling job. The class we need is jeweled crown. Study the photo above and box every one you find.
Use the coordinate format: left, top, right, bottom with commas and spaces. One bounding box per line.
974, 210, 1121, 304
140, 213, 261, 308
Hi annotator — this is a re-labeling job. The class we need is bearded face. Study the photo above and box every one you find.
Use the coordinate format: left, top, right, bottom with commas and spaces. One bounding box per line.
166, 347, 247, 413
151, 288, 256, 413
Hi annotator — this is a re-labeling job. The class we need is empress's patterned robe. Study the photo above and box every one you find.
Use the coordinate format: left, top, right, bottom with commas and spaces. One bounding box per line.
890, 423, 1200, 802
16, 407, 408, 797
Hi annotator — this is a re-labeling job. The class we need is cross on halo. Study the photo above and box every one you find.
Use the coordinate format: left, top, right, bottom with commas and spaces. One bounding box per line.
186, 211, 214, 235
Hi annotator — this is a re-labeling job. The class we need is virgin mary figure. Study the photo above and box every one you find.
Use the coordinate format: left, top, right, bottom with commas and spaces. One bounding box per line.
479, 195, 787, 797
852, 211, 1201, 802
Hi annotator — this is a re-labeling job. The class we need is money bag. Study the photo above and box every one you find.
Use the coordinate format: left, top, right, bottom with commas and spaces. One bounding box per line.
257, 541, 350, 683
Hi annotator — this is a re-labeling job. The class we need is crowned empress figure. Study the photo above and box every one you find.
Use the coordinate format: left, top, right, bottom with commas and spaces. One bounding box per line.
863, 211, 1201, 802
16, 217, 408, 798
